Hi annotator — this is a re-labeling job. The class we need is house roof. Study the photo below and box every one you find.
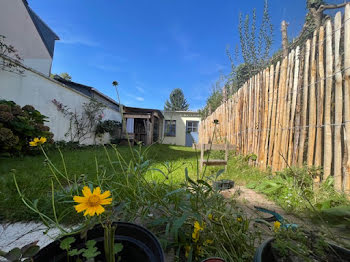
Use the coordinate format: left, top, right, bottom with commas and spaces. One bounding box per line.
124, 106, 164, 119
54, 76, 120, 111
22, 0, 59, 58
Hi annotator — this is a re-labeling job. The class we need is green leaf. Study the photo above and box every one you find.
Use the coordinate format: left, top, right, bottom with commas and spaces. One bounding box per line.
68, 248, 85, 256
171, 213, 189, 242
197, 179, 212, 190
151, 168, 168, 179
185, 168, 196, 185
22, 245, 40, 258
215, 169, 225, 179
82, 247, 100, 259
60, 237, 76, 251
4, 248, 21, 261
20, 241, 38, 255
165, 188, 185, 197
114, 243, 123, 254
85, 240, 97, 249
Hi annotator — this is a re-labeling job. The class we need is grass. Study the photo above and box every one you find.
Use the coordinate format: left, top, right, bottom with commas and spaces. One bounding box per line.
0, 144, 248, 222
1, 143, 349, 260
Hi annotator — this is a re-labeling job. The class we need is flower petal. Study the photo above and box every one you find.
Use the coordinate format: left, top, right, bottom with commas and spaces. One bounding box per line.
82, 186, 92, 197
100, 190, 111, 199
29, 141, 37, 147
75, 203, 87, 213
95, 205, 105, 215
73, 196, 87, 203
33, 138, 39, 143
100, 197, 112, 205
93, 187, 101, 196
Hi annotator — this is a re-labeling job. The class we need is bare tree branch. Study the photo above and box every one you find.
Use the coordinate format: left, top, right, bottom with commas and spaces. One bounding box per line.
320, 2, 348, 12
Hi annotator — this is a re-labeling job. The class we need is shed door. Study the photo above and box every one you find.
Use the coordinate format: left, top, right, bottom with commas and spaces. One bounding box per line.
185, 121, 199, 147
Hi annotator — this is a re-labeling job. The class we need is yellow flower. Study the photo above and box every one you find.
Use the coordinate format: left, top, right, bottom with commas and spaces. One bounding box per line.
204, 239, 214, 245
192, 229, 200, 243
237, 217, 243, 223
73, 186, 112, 216
194, 221, 204, 231
208, 214, 213, 220
185, 245, 191, 258
29, 137, 47, 147
274, 221, 281, 232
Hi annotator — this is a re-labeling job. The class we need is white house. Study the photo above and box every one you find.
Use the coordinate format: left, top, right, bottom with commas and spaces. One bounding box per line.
162, 111, 201, 147
0, 0, 122, 144
0, 0, 59, 76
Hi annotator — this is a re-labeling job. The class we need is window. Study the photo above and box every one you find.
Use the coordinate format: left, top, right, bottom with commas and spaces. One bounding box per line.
165, 120, 176, 137
186, 121, 199, 133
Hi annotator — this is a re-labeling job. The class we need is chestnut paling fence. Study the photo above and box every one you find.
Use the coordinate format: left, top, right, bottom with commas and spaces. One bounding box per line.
199, 5, 350, 194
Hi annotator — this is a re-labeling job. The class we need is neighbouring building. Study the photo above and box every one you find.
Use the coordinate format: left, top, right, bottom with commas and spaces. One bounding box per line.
0, 0, 122, 144
0, 0, 59, 76
162, 111, 201, 147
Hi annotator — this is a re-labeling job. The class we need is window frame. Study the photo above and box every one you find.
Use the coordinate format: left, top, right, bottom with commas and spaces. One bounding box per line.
164, 120, 176, 137
186, 121, 199, 133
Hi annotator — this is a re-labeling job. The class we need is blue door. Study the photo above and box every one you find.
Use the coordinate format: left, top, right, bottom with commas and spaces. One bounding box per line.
185, 121, 199, 147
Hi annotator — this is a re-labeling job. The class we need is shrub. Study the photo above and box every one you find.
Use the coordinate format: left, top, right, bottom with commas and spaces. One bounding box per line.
95, 120, 122, 137
0, 100, 53, 155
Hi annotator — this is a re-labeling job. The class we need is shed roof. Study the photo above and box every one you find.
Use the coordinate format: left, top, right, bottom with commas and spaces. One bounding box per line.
54, 76, 120, 111
124, 106, 164, 119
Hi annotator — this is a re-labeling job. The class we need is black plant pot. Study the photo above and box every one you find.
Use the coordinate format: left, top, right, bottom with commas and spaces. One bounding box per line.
34, 222, 164, 262
254, 238, 350, 262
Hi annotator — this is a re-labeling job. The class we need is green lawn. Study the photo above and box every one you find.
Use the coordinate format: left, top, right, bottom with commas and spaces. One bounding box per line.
0, 144, 253, 222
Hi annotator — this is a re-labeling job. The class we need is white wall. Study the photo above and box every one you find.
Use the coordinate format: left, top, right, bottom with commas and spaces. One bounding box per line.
0, 57, 122, 145
0, 0, 52, 76
162, 111, 201, 146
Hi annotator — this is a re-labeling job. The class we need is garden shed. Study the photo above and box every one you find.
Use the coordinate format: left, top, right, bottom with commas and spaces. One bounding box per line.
123, 106, 164, 145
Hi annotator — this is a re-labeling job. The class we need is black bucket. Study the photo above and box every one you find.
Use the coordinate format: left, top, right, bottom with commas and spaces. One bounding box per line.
34, 222, 164, 262
254, 237, 350, 262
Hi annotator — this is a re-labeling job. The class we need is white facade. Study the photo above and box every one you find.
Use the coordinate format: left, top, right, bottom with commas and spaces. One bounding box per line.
162, 111, 201, 146
0, 57, 122, 145
0, 0, 57, 76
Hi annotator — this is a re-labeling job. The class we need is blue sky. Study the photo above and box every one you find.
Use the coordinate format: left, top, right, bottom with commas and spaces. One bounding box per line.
29, 0, 342, 110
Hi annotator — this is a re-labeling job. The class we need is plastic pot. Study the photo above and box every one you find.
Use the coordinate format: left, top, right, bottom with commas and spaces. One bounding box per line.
213, 180, 234, 191
201, 258, 225, 262
254, 237, 350, 262
34, 222, 164, 262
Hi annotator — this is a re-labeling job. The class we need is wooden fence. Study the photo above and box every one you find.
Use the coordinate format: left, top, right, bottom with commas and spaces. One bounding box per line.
199, 5, 350, 193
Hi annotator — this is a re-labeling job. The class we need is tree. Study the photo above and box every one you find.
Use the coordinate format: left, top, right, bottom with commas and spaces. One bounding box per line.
50, 72, 72, 80
237, 0, 273, 77
198, 80, 224, 119
59, 72, 72, 81
164, 88, 189, 111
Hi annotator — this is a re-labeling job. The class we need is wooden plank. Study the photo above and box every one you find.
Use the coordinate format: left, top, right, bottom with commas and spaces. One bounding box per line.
259, 68, 270, 167
268, 62, 280, 166
307, 31, 318, 167
266, 64, 275, 166
324, 19, 333, 180
280, 50, 294, 169
288, 46, 300, 165
272, 57, 288, 170
298, 40, 311, 166
203, 160, 227, 166
334, 11, 343, 192
315, 26, 325, 169
124, 114, 151, 119
343, 4, 350, 193
293, 47, 305, 166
